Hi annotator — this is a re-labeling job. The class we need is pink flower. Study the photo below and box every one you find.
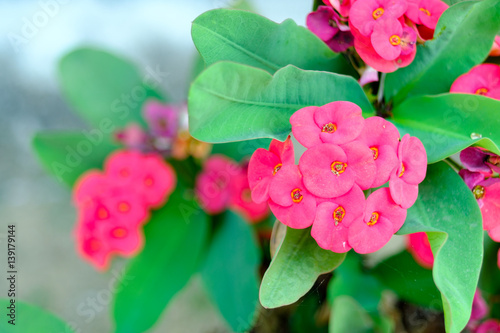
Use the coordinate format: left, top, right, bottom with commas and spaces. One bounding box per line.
195, 155, 240, 214
477, 319, 500, 333
142, 99, 179, 138
299, 142, 376, 198
359, 66, 379, 86
349, 0, 407, 37
311, 185, 365, 253
348, 188, 407, 253
73, 170, 110, 207
371, 18, 417, 60
406, 0, 448, 30
324, 0, 353, 18
268, 166, 318, 229
76, 229, 112, 271
460, 147, 500, 176
389, 134, 427, 209
490, 36, 500, 57
114, 123, 150, 150
450, 64, 500, 100
248, 137, 295, 204
95, 219, 145, 257
229, 165, 270, 223
406, 232, 434, 269
290, 101, 365, 148
467, 290, 489, 330
307, 6, 354, 52
356, 116, 400, 187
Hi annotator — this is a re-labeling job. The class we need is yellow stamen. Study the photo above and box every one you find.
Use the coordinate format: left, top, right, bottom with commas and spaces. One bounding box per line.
291, 188, 303, 203
331, 161, 347, 176
367, 212, 380, 226
372, 7, 385, 20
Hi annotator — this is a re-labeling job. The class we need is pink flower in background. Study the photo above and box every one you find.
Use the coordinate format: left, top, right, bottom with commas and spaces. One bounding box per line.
349, 0, 407, 37
114, 123, 150, 150
359, 66, 379, 86
405, 0, 448, 30
477, 320, 500, 333
307, 6, 354, 52
76, 230, 112, 271
311, 185, 365, 253
467, 290, 489, 330
490, 36, 500, 57
389, 134, 427, 208
450, 64, 500, 100
73, 171, 110, 207
229, 165, 270, 223
268, 166, 318, 229
324, 0, 352, 17
348, 187, 407, 253
142, 99, 179, 138
460, 147, 500, 175
196, 155, 240, 214
371, 18, 417, 60
248, 137, 294, 204
407, 232, 434, 269
95, 220, 145, 257
356, 116, 400, 187
290, 101, 365, 148
137, 154, 177, 207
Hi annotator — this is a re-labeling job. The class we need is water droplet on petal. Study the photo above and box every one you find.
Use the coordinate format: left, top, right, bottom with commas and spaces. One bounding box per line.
470, 133, 482, 139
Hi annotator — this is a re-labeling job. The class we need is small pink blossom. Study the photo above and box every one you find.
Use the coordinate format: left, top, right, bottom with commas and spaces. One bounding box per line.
389, 134, 427, 209
311, 185, 365, 253
450, 64, 500, 100
467, 290, 489, 330
248, 137, 294, 204
73, 170, 110, 207
349, 0, 407, 37
460, 147, 500, 176
324, 0, 353, 18
290, 101, 365, 148
307, 6, 354, 52
95, 219, 145, 257
348, 187, 407, 253
142, 99, 179, 138
407, 232, 434, 269
371, 18, 417, 60
477, 319, 500, 333
406, 0, 448, 30
268, 166, 318, 229
114, 123, 150, 150
490, 36, 500, 57
76, 229, 112, 271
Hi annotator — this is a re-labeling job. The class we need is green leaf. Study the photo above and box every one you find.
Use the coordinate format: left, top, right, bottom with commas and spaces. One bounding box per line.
211, 139, 271, 162
371, 251, 442, 309
329, 296, 373, 333
192, 9, 355, 76
59, 47, 166, 129
290, 292, 328, 333
384, 0, 500, 105
390, 93, 500, 163
0, 299, 73, 333
188, 62, 374, 143
112, 187, 209, 333
200, 211, 261, 332
396, 162, 483, 333
32, 131, 120, 187
260, 227, 346, 309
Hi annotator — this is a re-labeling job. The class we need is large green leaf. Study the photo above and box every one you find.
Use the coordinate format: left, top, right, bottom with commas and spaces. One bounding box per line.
260, 227, 346, 309
329, 296, 373, 333
200, 211, 260, 332
112, 187, 209, 333
385, 0, 500, 105
59, 48, 166, 129
0, 299, 73, 333
390, 93, 500, 163
192, 9, 355, 76
32, 131, 120, 187
396, 162, 483, 333
188, 62, 374, 143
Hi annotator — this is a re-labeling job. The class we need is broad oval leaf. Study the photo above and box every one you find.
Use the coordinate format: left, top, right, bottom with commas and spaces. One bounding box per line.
59, 48, 166, 129
384, 0, 500, 105
32, 131, 120, 187
390, 93, 500, 163
112, 187, 209, 333
188, 62, 374, 143
0, 299, 74, 333
260, 227, 346, 309
396, 162, 483, 333
192, 9, 355, 76
200, 211, 261, 332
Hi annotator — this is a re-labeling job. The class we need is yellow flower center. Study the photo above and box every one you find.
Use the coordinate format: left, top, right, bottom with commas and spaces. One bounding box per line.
370, 147, 379, 160
118, 202, 130, 213
390, 35, 401, 46
291, 188, 303, 203
273, 163, 282, 175
419, 7, 431, 16
399, 163, 405, 178
475, 88, 489, 96
333, 206, 346, 226
112, 228, 127, 238
372, 7, 385, 20
367, 212, 380, 226
97, 207, 109, 220
472, 185, 485, 200
331, 161, 347, 176
322, 123, 337, 133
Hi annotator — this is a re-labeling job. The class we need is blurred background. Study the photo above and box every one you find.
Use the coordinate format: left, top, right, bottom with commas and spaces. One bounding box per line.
0, 1, 311, 332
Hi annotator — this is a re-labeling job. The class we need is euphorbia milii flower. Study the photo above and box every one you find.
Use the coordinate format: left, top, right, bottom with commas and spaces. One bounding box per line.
299, 142, 376, 198
490, 36, 500, 57
324, 0, 352, 18
73, 170, 110, 207
311, 185, 365, 253
142, 99, 178, 138
407, 232, 434, 269
466, 290, 489, 331
290, 101, 365, 148
307, 6, 354, 52
114, 123, 150, 150
95, 219, 145, 257
406, 0, 448, 30
450, 64, 500, 100
371, 18, 417, 60
248, 137, 294, 204
349, 0, 407, 37
268, 166, 318, 229
460, 147, 500, 175
389, 134, 427, 208
196, 155, 240, 214
477, 320, 500, 333
356, 116, 400, 187
348, 188, 407, 253
76, 229, 112, 271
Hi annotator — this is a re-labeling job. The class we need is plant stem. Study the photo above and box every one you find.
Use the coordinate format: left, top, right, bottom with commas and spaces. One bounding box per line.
377, 72, 386, 104
444, 157, 462, 172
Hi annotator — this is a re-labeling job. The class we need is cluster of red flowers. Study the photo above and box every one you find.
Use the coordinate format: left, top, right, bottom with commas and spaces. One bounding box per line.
451, 63, 500, 100
195, 155, 270, 223
308, 0, 449, 72
248, 101, 427, 253
73, 150, 176, 270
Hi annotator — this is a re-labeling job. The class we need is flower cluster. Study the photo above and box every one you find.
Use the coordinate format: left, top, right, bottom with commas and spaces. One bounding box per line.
308, 0, 449, 73
73, 150, 176, 270
467, 289, 500, 332
450, 64, 500, 100
459, 147, 500, 266
248, 101, 427, 253
406, 232, 434, 269
195, 155, 270, 223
